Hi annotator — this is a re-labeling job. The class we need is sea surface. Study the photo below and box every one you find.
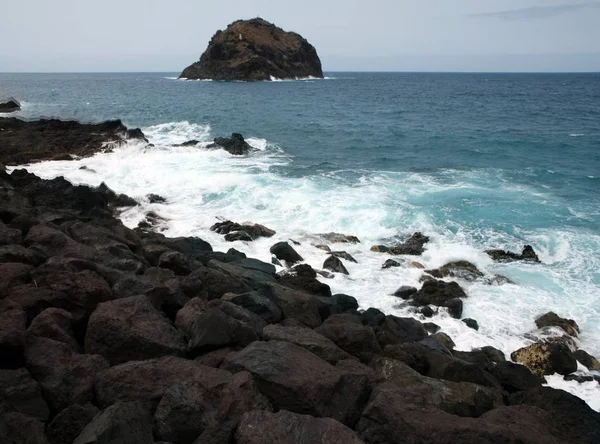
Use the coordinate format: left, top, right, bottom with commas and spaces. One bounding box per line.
2, 72, 600, 408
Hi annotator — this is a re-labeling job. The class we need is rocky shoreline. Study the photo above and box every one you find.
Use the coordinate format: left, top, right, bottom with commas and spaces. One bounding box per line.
1, 117, 600, 443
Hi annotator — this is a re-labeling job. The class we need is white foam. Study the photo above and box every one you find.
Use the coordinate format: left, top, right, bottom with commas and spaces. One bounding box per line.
18, 121, 600, 410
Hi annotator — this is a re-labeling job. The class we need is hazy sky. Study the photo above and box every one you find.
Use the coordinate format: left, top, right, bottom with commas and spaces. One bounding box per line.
2, 0, 600, 72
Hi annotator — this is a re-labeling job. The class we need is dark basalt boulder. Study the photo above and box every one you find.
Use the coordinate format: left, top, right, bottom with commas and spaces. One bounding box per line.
0, 412, 49, 444
0, 117, 147, 165
315, 318, 382, 364
234, 410, 364, 444
382, 259, 402, 269
319, 232, 360, 244
490, 361, 544, 393
0, 368, 49, 420
511, 341, 577, 377
0, 300, 27, 369
46, 403, 99, 444
388, 232, 430, 256
180, 18, 323, 81
208, 133, 253, 156
535, 311, 579, 337
211, 219, 275, 240
409, 279, 467, 318
0, 99, 20, 113
462, 318, 480, 331
486, 244, 541, 263
574, 349, 600, 371
323, 255, 349, 275
327, 251, 358, 263
278, 264, 332, 297
223, 290, 282, 323
426, 260, 484, 281
392, 285, 417, 299
270, 241, 303, 265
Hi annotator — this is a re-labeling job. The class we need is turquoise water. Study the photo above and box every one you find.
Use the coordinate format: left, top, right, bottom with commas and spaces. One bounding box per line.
3, 72, 600, 406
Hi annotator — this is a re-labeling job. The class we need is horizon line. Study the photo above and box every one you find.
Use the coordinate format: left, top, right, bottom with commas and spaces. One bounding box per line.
2, 70, 600, 75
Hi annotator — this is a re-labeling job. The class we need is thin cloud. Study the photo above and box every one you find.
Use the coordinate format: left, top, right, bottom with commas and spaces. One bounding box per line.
470, 2, 600, 20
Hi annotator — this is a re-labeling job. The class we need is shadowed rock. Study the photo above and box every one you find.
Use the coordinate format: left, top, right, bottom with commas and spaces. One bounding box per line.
208, 133, 253, 155
486, 245, 540, 263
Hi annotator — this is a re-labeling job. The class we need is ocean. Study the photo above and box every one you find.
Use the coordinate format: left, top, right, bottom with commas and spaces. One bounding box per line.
2, 71, 600, 408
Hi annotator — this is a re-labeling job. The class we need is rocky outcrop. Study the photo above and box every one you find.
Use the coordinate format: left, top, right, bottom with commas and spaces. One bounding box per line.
486, 245, 540, 262
0, 117, 147, 165
180, 18, 323, 81
211, 219, 275, 241
0, 99, 20, 113
208, 133, 253, 155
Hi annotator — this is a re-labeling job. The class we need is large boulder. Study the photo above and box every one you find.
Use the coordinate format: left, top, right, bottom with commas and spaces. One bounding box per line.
486, 245, 540, 263
270, 241, 303, 265
266, 283, 328, 328
0, 368, 49, 420
262, 324, 352, 364
425, 260, 484, 281
179, 18, 323, 81
323, 255, 349, 275
46, 403, 99, 444
234, 410, 364, 444
24, 336, 109, 412
223, 291, 282, 323
154, 371, 272, 444
73, 401, 154, 444
26, 308, 79, 352
374, 315, 428, 347
409, 279, 467, 318
535, 312, 579, 337
211, 218, 275, 238
278, 264, 332, 297
85, 295, 185, 365
222, 341, 371, 426
94, 356, 232, 410
0, 99, 21, 113
388, 232, 430, 255
574, 349, 600, 371
0, 300, 27, 368
315, 318, 382, 363
511, 342, 577, 377
490, 361, 544, 393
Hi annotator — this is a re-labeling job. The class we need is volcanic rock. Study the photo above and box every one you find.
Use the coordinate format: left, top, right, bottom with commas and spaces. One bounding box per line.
0, 99, 20, 113
511, 342, 577, 377
269, 241, 303, 265
207, 134, 253, 156
180, 18, 323, 81
535, 311, 579, 337
486, 244, 541, 262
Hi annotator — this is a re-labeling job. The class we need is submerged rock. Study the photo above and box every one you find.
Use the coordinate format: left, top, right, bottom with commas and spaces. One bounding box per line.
409, 279, 467, 318
180, 18, 323, 81
486, 245, 540, 263
426, 260, 484, 281
211, 220, 275, 241
318, 232, 360, 244
535, 312, 579, 337
389, 232, 430, 256
208, 133, 253, 155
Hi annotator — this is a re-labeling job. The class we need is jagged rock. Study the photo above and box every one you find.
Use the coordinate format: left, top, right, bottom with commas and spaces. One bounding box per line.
375, 315, 428, 347
511, 342, 577, 377
263, 324, 352, 364
95, 356, 232, 410
486, 245, 541, 263
327, 251, 357, 263
266, 283, 328, 328
154, 372, 272, 444
319, 232, 360, 244
211, 220, 275, 240
0, 368, 49, 420
388, 232, 430, 255
26, 308, 79, 352
222, 291, 282, 323
409, 279, 467, 318
0, 300, 27, 368
361, 307, 386, 327
278, 264, 331, 297
382, 259, 402, 269
323, 255, 349, 275
573, 349, 600, 371
85, 295, 185, 365
535, 312, 579, 337
316, 318, 381, 363
0, 412, 49, 444
222, 341, 371, 426
564, 374, 600, 384
234, 410, 364, 444
430, 332, 456, 350
47, 403, 99, 444
147, 193, 167, 203
462, 318, 480, 331
0, 99, 20, 113
0, 117, 147, 164
269, 241, 303, 265
490, 361, 544, 393
207, 133, 253, 155
187, 307, 258, 356
173, 140, 199, 147
180, 18, 323, 81
426, 260, 484, 281
24, 336, 109, 412
392, 285, 417, 299
73, 401, 153, 444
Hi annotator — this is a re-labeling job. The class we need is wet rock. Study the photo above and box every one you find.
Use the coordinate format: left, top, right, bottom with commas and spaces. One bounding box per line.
147, 193, 167, 203
0, 99, 21, 113
392, 285, 417, 299
423, 322, 441, 333
95, 356, 232, 410
173, 140, 199, 147
158, 250, 195, 275
223, 290, 282, 323
313, 244, 331, 252
382, 258, 402, 269
24, 336, 109, 412
234, 409, 364, 444
0, 300, 27, 368
319, 232, 360, 244
208, 133, 253, 155
73, 401, 153, 444
511, 342, 577, 377
490, 361, 544, 393
420, 306, 434, 317
278, 264, 332, 297
370, 245, 389, 253
222, 341, 371, 426
410, 279, 467, 318
0, 368, 49, 420
46, 403, 99, 444
188, 307, 259, 356
154, 371, 272, 444
327, 251, 357, 263
462, 318, 480, 330
262, 324, 352, 364
564, 374, 600, 384
486, 244, 541, 263
85, 295, 185, 365
375, 315, 428, 347
430, 332, 456, 350
426, 260, 484, 281
269, 241, 303, 265
323, 255, 349, 275
331, 293, 359, 313
573, 349, 600, 371
361, 307, 386, 327
535, 312, 579, 337
211, 220, 275, 241
266, 283, 328, 328
388, 232, 430, 255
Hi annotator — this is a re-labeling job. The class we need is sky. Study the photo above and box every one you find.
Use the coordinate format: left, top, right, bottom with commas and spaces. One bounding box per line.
2, 0, 600, 72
